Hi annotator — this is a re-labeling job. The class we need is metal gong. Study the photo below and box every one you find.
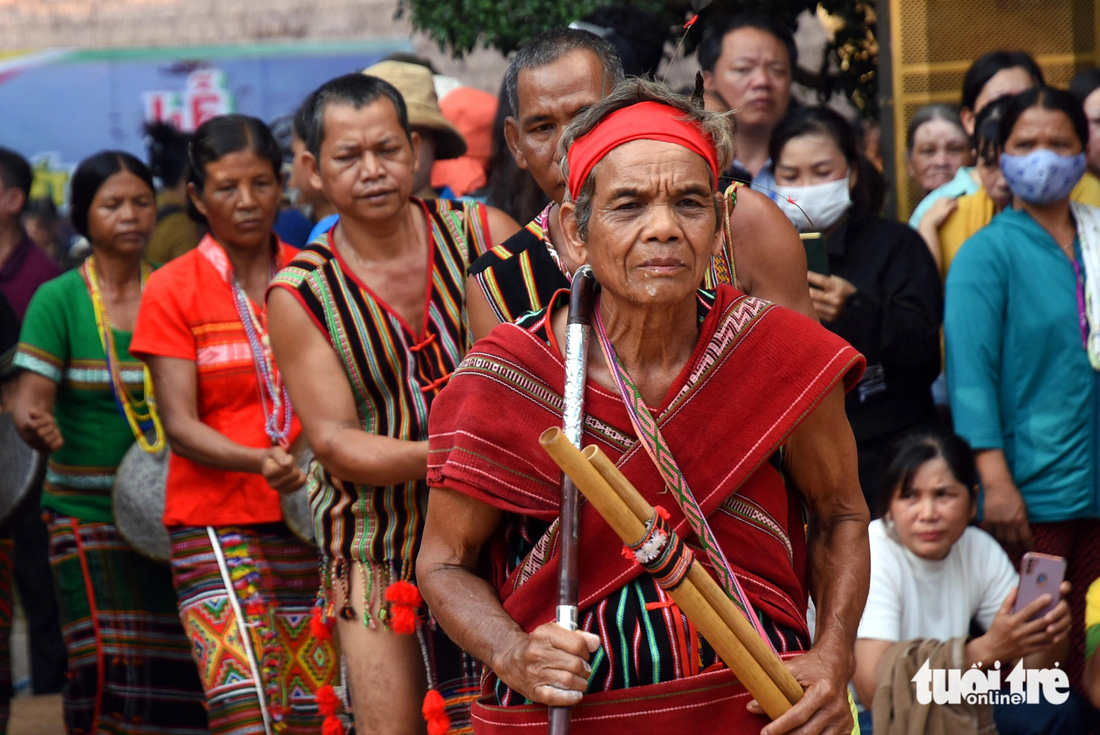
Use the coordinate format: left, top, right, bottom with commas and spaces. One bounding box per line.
281, 448, 317, 547
112, 443, 171, 562
0, 413, 45, 535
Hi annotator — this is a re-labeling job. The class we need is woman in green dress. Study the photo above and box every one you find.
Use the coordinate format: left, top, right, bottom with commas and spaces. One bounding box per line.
12, 151, 208, 734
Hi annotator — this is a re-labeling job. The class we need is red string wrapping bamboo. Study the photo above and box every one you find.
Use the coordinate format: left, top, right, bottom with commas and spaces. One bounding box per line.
586, 445, 804, 709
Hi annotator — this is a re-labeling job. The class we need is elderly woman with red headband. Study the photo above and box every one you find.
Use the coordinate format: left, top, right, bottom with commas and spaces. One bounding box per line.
417, 78, 869, 735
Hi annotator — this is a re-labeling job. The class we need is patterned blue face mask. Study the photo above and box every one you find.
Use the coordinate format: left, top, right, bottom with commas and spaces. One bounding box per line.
1000, 149, 1087, 205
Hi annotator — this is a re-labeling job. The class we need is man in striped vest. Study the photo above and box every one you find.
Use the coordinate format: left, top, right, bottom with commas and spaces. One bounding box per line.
267, 72, 518, 735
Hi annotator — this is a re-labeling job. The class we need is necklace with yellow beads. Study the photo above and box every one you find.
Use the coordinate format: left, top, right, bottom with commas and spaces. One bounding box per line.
84, 255, 165, 452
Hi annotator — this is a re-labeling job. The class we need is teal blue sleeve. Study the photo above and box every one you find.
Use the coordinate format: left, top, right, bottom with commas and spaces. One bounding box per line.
944, 232, 1006, 450
908, 191, 936, 228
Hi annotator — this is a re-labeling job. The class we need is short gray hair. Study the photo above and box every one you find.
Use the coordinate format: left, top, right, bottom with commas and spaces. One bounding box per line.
504, 28, 625, 118
905, 103, 965, 152
559, 78, 735, 238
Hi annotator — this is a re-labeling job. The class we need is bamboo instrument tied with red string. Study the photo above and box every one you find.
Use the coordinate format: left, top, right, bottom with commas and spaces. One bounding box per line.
539, 427, 803, 722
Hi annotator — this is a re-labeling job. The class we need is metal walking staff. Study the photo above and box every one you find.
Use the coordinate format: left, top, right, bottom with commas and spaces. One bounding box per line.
548, 264, 596, 735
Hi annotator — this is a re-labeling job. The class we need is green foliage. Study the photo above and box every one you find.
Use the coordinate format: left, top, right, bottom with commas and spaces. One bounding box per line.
396, 0, 610, 56
398, 0, 880, 118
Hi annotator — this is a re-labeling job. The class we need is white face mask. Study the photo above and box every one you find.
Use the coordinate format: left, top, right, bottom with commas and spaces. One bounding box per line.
773, 174, 853, 233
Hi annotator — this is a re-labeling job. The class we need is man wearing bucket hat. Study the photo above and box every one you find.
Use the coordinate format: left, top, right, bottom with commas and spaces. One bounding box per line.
364, 59, 467, 199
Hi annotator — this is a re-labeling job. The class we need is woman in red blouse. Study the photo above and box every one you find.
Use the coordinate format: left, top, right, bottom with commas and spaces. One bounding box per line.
131, 115, 339, 735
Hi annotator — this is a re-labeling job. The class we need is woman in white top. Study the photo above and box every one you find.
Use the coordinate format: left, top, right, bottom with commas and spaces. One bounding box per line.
853, 428, 1082, 734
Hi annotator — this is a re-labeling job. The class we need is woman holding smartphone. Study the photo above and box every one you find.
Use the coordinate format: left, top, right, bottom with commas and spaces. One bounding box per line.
852, 429, 1080, 734
770, 105, 943, 509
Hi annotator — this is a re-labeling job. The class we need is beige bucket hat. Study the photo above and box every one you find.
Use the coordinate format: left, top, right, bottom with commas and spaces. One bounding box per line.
361, 60, 467, 160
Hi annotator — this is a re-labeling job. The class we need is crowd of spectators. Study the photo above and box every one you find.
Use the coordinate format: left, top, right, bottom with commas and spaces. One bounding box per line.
3, 11, 1100, 735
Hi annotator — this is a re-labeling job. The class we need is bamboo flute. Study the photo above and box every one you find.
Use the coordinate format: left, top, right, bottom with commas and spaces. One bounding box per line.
539, 427, 795, 722
586, 446, 804, 708
548, 265, 596, 735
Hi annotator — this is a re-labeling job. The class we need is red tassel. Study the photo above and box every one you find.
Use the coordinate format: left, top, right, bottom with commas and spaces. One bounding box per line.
422, 689, 450, 735
654, 505, 671, 521
315, 685, 339, 718
620, 546, 637, 563
246, 601, 266, 617
683, 13, 699, 30
310, 606, 333, 642
384, 580, 422, 606
385, 581, 422, 635
322, 715, 346, 735
389, 605, 418, 635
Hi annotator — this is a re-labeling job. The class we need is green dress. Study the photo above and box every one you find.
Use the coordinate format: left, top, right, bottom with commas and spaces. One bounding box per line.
14, 268, 148, 522
13, 265, 209, 733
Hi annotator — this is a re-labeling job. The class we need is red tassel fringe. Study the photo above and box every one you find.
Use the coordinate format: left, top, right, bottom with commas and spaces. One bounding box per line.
315, 685, 339, 718
385, 581, 422, 635
322, 715, 346, 735
310, 605, 333, 642
422, 689, 450, 735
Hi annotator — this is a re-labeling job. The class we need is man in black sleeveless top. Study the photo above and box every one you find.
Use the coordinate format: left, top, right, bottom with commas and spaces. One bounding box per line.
267, 74, 518, 735
466, 28, 817, 342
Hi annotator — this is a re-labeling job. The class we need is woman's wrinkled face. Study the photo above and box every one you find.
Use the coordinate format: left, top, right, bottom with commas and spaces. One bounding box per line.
886, 456, 975, 561
86, 170, 156, 255
191, 149, 282, 251
564, 139, 720, 308
907, 119, 970, 194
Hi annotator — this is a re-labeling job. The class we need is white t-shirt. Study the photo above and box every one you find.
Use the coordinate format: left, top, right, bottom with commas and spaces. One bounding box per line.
857, 519, 1017, 642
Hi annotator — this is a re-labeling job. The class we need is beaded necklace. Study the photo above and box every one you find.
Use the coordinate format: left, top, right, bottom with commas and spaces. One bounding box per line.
229, 273, 293, 446
84, 256, 166, 452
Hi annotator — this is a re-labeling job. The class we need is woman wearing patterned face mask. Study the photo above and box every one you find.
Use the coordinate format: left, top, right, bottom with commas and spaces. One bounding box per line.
771, 106, 943, 511
946, 85, 1100, 688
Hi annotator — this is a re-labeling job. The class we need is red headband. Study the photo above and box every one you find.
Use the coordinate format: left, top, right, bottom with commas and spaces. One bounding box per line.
566, 101, 719, 200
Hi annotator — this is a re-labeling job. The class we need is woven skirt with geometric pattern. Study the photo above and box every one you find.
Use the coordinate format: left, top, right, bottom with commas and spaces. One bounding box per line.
169, 523, 337, 735
45, 514, 209, 734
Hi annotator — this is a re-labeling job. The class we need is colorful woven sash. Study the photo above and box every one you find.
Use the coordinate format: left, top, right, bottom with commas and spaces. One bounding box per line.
592, 294, 773, 648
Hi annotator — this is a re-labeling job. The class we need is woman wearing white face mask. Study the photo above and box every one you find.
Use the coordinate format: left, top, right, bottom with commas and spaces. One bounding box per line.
946, 86, 1100, 688
771, 106, 943, 509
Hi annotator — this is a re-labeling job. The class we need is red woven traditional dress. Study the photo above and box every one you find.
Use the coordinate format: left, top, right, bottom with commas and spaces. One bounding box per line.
427, 285, 864, 733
